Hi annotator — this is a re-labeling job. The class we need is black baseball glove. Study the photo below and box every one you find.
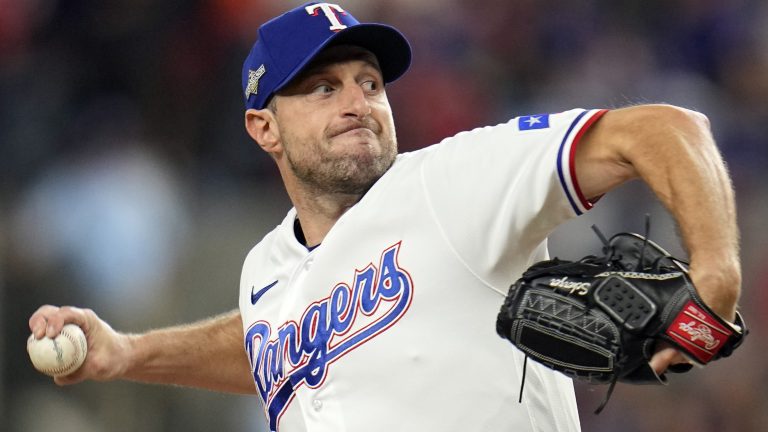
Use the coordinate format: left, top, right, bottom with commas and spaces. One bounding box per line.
496, 225, 747, 411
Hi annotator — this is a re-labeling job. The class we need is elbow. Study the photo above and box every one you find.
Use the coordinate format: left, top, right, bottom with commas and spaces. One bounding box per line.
621, 104, 715, 157
691, 109, 711, 131
674, 105, 711, 132
645, 104, 712, 136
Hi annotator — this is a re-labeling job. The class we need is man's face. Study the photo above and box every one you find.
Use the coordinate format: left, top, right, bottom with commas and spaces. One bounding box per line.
272, 45, 398, 195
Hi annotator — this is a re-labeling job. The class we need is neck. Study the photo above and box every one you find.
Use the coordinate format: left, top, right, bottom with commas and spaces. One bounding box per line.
287, 183, 363, 247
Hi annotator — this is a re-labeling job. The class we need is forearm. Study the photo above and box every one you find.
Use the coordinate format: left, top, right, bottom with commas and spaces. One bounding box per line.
604, 106, 741, 319
123, 309, 256, 394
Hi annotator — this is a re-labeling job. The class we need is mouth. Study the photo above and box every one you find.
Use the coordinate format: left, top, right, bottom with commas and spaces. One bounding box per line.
336, 127, 375, 139
329, 121, 380, 140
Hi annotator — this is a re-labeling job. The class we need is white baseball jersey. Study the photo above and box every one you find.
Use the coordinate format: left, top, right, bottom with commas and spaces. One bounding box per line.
239, 108, 608, 432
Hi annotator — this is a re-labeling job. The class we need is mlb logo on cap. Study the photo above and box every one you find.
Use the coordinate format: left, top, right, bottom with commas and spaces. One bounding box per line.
242, 2, 412, 110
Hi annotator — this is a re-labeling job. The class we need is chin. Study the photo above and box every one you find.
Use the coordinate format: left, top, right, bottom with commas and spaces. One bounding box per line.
334, 136, 379, 152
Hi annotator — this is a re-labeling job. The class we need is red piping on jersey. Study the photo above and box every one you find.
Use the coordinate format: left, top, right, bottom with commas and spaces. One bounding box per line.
568, 109, 609, 210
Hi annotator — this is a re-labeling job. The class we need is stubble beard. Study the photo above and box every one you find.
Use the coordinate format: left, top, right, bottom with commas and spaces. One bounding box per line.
284, 131, 397, 196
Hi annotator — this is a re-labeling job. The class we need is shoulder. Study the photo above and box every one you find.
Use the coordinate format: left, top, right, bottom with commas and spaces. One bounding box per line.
242, 209, 297, 268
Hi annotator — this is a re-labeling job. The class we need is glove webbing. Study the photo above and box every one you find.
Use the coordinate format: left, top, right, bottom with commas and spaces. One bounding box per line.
516, 219, 654, 414
591, 220, 644, 414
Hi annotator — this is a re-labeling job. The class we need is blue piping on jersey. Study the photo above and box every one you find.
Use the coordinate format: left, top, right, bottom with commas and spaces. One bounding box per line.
556, 110, 589, 215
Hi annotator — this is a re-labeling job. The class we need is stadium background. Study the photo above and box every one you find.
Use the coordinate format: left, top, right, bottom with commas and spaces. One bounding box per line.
2, 0, 766, 430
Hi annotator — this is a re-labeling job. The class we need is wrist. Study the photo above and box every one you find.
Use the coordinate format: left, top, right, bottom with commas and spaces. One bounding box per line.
119, 333, 145, 381
689, 261, 741, 322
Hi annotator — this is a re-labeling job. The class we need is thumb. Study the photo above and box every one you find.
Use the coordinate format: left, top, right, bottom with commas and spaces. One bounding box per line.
53, 370, 86, 386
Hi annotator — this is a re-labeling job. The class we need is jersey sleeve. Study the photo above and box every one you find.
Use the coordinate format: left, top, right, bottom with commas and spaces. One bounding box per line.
418, 108, 608, 290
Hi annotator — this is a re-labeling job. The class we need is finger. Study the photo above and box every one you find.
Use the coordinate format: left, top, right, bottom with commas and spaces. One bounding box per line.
649, 346, 689, 375
41, 306, 89, 338
649, 346, 676, 375
53, 369, 86, 386
28, 305, 61, 339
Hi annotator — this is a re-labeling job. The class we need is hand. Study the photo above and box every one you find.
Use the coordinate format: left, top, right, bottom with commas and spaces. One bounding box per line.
649, 342, 690, 376
28, 305, 133, 385
648, 262, 741, 376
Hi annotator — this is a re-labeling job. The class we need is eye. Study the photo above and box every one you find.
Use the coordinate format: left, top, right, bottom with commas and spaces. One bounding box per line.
361, 80, 379, 92
311, 84, 334, 95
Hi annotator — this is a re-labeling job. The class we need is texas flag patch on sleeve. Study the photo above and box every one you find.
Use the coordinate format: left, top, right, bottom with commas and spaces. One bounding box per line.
518, 114, 550, 131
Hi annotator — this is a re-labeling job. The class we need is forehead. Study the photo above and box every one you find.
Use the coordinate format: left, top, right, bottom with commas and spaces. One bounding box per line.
293, 45, 382, 80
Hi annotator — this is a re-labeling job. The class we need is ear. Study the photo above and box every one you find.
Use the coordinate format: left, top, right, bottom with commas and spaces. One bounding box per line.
245, 107, 281, 155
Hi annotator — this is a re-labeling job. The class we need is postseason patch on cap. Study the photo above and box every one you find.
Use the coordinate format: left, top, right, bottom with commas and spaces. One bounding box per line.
245, 64, 267, 99
518, 114, 550, 131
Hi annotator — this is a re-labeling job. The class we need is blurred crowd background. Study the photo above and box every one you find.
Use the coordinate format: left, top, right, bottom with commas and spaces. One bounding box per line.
2, 0, 767, 431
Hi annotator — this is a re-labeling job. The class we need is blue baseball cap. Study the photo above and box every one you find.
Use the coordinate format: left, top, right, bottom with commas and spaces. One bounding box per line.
242, 2, 412, 110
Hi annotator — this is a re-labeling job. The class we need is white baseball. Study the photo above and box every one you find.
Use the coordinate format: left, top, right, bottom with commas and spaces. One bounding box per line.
27, 323, 88, 377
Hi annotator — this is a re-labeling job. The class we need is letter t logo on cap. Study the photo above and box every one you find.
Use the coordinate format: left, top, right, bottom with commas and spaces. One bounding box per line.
305, 3, 348, 31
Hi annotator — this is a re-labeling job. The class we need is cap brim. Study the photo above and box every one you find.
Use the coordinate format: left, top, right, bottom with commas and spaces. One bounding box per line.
272, 23, 412, 95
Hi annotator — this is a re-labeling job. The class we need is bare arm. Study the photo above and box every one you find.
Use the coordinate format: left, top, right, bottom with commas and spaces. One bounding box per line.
575, 104, 741, 370
28, 306, 256, 394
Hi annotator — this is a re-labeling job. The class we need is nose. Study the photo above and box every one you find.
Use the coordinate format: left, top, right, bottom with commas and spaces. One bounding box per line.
340, 84, 372, 118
